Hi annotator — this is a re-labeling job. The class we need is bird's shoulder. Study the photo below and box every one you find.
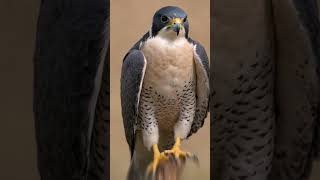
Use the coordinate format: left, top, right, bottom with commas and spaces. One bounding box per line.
130, 32, 151, 51
187, 37, 205, 50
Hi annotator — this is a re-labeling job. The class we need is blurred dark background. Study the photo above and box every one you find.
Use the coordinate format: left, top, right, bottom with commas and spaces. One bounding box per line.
0, 0, 319, 180
0, 0, 40, 179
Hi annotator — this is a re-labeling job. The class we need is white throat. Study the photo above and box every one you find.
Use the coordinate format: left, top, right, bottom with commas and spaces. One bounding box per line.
156, 26, 186, 41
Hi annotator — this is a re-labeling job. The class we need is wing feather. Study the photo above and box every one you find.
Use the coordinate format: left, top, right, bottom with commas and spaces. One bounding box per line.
121, 49, 147, 157
187, 39, 210, 137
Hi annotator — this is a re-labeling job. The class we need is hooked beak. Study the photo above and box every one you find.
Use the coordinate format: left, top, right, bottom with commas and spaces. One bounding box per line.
169, 18, 183, 36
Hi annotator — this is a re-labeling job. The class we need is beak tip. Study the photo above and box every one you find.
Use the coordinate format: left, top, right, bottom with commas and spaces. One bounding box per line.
173, 24, 181, 36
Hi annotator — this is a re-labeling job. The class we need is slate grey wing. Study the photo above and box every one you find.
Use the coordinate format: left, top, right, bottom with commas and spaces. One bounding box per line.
121, 49, 147, 157
187, 39, 210, 137
188, 39, 210, 75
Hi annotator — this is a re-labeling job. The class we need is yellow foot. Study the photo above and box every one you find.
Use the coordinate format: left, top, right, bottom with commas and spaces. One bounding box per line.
164, 137, 195, 160
146, 144, 169, 176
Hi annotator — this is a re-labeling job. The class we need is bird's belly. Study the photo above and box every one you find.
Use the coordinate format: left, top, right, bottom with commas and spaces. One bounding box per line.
155, 97, 179, 131
138, 77, 196, 150
139, 85, 180, 130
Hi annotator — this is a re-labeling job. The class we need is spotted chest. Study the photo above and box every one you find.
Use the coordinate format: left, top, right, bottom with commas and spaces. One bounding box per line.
137, 36, 196, 133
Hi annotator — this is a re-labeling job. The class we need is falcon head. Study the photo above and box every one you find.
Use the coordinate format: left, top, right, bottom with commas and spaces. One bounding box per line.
151, 6, 189, 39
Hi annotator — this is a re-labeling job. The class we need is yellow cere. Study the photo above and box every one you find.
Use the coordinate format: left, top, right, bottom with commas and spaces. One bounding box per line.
170, 18, 183, 25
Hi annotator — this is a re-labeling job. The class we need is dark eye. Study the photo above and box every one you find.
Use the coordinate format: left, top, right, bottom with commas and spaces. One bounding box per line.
160, 15, 169, 23
183, 16, 187, 23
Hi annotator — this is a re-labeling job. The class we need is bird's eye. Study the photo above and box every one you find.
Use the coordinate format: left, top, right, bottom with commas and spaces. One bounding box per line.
160, 15, 169, 23
183, 16, 187, 23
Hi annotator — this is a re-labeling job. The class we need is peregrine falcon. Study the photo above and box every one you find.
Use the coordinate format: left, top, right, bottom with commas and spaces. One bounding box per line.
120, 6, 209, 179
